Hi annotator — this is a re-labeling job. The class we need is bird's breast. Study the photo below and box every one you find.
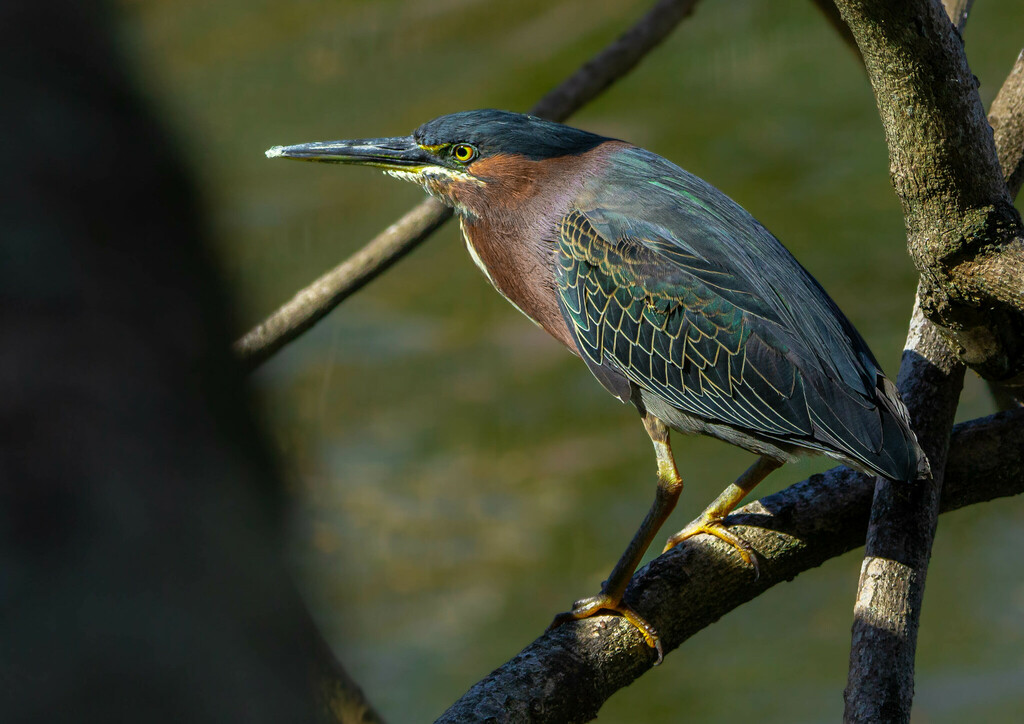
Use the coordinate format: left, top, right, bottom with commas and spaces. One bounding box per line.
458, 216, 580, 354
452, 141, 630, 357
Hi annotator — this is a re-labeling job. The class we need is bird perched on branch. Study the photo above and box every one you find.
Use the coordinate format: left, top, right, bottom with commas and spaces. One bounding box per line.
267, 110, 927, 661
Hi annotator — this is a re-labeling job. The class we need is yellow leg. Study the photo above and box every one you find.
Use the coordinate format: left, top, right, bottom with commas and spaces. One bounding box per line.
663, 455, 782, 576
548, 412, 682, 664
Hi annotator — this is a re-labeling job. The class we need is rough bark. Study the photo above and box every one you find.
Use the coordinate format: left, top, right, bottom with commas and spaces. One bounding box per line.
990, 50, 1024, 219
986, 50, 1024, 408
834, 0, 1024, 384
435, 408, 1024, 723
235, 0, 703, 370
843, 304, 964, 723
844, 13, 1024, 714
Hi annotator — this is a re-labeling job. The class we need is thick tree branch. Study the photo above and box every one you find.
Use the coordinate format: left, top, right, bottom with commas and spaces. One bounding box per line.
842, 6, 1024, 716
833, 0, 1024, 384
435, 408, 1024, 723
844, 37, 1024, 714
235, 0, 703, 371
843, 302, 964, 723
846, 36, 1024, 714
2, 2, 335, 719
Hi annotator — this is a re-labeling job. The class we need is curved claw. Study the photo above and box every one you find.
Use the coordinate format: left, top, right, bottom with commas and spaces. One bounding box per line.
548, 593, 664, 665
663, 516, 761, 579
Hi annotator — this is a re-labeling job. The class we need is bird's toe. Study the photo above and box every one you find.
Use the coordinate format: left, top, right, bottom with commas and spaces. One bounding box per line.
664, 517, 760, 577
548, 592, 663, 664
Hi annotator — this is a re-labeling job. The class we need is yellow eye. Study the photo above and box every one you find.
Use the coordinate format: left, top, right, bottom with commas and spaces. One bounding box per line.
451, 144, 477, 164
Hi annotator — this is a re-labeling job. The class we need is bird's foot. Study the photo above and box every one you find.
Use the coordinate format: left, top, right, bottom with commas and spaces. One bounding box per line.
663, 515, 760, 578
548, 593, 663, 665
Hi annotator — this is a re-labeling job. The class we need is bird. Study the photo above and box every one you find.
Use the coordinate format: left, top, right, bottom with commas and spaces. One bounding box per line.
267, 109, 927, 661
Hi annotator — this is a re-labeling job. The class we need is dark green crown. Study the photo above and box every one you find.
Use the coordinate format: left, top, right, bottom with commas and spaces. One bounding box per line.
413, 110, 609, 160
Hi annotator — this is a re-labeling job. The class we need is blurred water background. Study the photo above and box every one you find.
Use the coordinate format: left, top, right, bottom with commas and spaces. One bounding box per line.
114, 1, 1023, 721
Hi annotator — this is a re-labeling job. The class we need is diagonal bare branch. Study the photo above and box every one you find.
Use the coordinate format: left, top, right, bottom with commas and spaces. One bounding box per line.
942, 0, 975, 31
315, 643, 388, 724
435, 408, 1024, 723
235, 201, 450, 371
235, 0, 704, 371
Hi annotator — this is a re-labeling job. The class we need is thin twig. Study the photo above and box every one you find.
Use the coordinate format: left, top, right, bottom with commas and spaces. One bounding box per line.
807, 0, 860, 56
235, 0, 703, 370
435, 408, 1024, 723
315, 641, 388, 724
942, 0, 975, 32
234, 200, 450, 370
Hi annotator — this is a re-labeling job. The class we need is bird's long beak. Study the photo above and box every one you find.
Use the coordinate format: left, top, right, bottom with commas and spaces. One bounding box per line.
265, 135, 437, 170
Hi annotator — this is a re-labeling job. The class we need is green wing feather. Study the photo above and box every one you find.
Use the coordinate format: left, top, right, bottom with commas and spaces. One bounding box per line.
554, 146, 921, 480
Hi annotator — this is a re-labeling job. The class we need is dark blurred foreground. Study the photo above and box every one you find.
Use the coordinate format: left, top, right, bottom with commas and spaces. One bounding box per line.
0, 2, 322, 720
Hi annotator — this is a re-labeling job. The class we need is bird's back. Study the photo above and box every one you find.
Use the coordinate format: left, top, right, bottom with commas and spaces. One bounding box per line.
555, 145, 927, 481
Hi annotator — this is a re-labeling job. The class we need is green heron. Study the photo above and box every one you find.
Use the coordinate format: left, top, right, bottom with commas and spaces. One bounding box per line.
267, 110, 927, 660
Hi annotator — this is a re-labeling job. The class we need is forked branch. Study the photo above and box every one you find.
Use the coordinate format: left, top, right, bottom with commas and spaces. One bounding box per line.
437, 409, 1024, 723
832, 0, 1024, 384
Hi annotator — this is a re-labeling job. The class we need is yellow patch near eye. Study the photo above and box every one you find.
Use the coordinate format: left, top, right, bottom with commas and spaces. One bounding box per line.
418, 143, 448, 154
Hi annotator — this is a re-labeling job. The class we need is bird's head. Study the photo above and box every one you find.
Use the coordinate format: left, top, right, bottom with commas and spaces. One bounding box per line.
267, 110, 609, 218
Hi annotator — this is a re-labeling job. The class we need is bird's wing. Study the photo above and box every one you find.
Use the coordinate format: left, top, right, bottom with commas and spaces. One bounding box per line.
554, 146, 917, 476
555, 206, 818, 441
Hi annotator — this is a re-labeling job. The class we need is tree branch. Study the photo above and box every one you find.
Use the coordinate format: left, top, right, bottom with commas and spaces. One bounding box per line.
841, 7, 1024, 717
833, 0, 1024, 384
942, 0, 974, 31
991, 50, 1024, 217
827, 4, 1024, 716
843, 301, 964, 723
314, 643, 388, 724
234, 200, 450, 371
986, 50, 1024, 408
235, 0, 703, 371
434, 408, 1024, 723
816, 4, 1024, 412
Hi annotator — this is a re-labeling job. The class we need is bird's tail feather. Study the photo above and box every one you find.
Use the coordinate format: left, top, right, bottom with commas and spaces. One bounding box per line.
875, 376, 930, 481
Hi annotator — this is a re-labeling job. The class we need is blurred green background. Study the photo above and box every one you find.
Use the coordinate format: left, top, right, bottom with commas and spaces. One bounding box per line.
114, 1, 1023, 721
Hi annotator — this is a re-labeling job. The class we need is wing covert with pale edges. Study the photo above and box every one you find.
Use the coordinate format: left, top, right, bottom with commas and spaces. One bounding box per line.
555, 208, 815, 440
552, 146, 921, 479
